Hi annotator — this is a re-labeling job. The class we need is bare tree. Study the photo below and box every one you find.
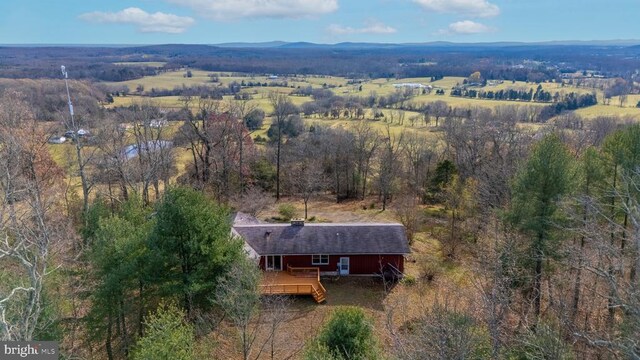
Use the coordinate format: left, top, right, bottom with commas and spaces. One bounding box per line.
352, 121, 379, 200
269, 93, 299, 201
231, 188, 272, 221
392, 194, 422, 245
288, 137, 328, 219
215, 259, 262, 360
0, 91, 66, 340
619, 94, 628, 108
377, 125, 404, 211
230, 99, 258, 193
402, 132, 436, 201
473, 217, 521, 358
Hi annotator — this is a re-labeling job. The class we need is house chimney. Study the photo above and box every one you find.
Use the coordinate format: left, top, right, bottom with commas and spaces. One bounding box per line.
264, 231, 272, 240
291, 219, 305, 227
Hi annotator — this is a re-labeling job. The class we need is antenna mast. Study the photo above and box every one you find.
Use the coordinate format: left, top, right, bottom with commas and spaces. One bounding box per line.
61, 65, 76, 130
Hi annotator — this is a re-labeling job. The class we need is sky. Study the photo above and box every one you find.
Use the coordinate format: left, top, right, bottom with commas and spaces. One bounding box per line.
0, 0, 638, 45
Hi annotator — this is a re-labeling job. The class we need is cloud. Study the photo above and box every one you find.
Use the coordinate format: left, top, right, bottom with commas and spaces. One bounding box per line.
439, 20, 493, 35
79, 7, 195, 33
413, 0, 499, 18
327, 20, 397, 35
165, 0, 338, 20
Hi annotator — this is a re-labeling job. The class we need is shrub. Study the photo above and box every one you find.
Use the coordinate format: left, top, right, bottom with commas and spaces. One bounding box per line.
305, 307, 378, 360
398, 305, 491, 360
278, 203, 299, 221
244, 108, 265, 130
131, 303, 195, 360
400, 274, 416, 286
507, 322, 575, 360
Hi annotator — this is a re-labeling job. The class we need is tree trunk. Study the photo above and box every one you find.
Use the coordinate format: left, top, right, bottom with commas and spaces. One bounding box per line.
138, 280, 144, 337
533, 245, 543, 330
75, 142, 89, 223
276, 127, 282, 201
571, 236, 585, 323
106, 313, 114, 360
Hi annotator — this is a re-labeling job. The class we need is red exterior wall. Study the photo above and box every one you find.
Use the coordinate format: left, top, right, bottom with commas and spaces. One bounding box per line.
259, 254, 404, 275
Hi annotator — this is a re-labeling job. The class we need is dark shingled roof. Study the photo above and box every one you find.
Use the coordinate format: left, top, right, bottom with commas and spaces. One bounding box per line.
233, 223, 410, 255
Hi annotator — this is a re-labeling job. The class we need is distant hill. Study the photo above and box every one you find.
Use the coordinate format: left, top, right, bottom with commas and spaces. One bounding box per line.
214, 41, 288, 48
208, 40, 640, 50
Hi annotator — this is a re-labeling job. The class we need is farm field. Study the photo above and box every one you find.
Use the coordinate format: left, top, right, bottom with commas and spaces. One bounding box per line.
575, 104, 640, 119
104, 70, 640, 117
103, 71, 640, 141
104, 69, 350, 93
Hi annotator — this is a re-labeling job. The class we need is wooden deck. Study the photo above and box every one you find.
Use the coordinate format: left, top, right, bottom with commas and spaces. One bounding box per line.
260, 266, 326, 303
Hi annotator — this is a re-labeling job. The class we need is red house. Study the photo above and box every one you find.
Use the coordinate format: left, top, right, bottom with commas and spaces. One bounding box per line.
233, 220, 410, 276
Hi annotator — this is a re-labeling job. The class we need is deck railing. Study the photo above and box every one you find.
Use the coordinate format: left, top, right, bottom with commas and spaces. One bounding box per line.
287, 265, 320, 279
260, 265, 326, 303
260, 284, 314, 295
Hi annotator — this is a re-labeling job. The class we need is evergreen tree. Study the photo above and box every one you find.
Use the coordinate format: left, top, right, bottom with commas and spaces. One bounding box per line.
507, 134, 573, 326
131, 303, 195, 360
147, 186, 243, 316
305, 307, 378, 360
86, 197, 152, 358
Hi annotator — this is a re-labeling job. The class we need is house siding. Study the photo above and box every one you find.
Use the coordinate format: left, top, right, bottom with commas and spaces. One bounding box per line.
259, 254, 404, 275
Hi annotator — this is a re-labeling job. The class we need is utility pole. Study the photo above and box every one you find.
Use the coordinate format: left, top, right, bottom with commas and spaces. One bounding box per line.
61, 66, 90, 223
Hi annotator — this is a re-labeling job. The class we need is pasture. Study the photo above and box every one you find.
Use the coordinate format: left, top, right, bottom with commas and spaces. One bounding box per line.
102, 71, 640, 126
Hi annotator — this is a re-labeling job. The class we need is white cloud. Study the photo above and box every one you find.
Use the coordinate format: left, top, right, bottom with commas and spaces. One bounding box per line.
413, 0, 499, 18
79, 7, 195, 33
166, 0, 338, 20
327, 20, 397, 35
439, 20, 493, 35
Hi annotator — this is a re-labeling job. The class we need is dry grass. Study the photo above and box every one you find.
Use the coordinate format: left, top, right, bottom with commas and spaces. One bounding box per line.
575, 104, 640, 119
260, 195, 404, 223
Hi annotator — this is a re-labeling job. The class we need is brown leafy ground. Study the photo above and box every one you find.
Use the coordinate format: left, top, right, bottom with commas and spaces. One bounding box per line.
260, 195, 403, 223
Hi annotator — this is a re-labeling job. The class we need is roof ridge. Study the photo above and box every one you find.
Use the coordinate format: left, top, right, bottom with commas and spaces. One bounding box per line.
233, 222, 403, 227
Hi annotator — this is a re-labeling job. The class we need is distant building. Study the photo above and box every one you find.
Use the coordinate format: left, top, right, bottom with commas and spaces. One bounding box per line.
123, 140, 173, 160
48, 136, 66, 144
148, 119, 168, 128
64, 129, 90, 139
393, 83, 432, 89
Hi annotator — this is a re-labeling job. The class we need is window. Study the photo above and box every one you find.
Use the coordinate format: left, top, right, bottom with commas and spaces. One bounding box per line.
266, 255, 282, 271
312, 254, 329, 265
